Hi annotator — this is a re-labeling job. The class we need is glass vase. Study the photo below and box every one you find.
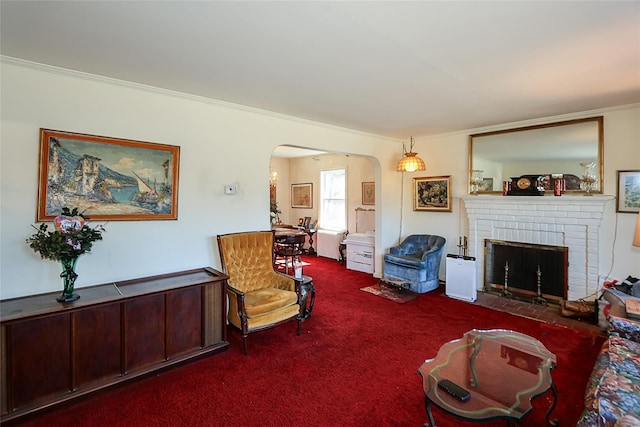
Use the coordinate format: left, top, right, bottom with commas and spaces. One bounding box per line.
470, 170, 484, 195
57, 257, 80, 303
579, 162, 598, 196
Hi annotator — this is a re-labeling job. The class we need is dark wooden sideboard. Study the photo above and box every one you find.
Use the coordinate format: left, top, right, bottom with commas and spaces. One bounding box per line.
0, 267, 229, 424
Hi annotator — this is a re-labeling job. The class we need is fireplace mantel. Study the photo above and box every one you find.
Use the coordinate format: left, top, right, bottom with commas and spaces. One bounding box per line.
461, 195, 615, 301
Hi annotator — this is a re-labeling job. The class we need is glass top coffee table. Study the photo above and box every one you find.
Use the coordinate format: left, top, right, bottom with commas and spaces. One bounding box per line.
418, 329, 558, 426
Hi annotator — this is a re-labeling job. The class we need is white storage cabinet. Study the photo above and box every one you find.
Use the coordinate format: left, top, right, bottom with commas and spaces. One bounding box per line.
345, 233, 375, 274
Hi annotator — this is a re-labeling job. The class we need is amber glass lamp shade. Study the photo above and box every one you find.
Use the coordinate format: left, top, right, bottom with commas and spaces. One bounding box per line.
397, 152, 426, 172
633, 212, 640, 247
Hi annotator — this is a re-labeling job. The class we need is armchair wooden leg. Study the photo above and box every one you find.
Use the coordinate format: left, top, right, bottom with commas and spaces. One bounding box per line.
243, 335, 248, 355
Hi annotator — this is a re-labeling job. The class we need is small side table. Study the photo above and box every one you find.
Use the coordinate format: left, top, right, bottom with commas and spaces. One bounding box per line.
306, 229, 317, 256
295, 275, 315, 320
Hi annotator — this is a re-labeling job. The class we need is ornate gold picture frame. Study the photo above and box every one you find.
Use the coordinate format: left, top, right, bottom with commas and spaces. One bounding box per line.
38, 129, 180, 221
413, 176, 452, 212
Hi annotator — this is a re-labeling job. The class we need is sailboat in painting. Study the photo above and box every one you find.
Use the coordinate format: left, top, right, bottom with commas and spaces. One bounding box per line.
131, 171, 159, 208
130, 168, 173, 214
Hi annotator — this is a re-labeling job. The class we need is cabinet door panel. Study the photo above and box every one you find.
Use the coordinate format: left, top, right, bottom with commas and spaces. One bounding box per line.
124, 295, 165, 372
1, 268, 229, 423
204, 282, 225, 346
72, 304, 121, 387
166, 287, 202, 357
8, 314, 70, 409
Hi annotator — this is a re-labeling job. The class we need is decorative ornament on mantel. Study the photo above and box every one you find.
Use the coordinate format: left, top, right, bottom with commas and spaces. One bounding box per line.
579, 161, 598, 196
26, 207, 106, 303
470, 170, 484, 195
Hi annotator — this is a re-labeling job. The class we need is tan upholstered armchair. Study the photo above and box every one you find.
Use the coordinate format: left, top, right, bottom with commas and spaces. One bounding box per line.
217, 230, 301, 354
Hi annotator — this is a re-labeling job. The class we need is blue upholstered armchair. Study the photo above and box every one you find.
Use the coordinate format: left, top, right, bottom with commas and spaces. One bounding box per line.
383, 234, 446, 293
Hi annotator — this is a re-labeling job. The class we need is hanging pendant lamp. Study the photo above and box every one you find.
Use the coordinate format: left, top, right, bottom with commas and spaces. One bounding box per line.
396, 137, 426, 172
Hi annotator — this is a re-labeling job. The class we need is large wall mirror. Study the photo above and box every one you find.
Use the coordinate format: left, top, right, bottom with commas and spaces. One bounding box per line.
469, 116, 603, 194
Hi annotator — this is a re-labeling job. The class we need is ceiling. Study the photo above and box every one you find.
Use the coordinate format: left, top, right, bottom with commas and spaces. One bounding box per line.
1, 1, 639, 141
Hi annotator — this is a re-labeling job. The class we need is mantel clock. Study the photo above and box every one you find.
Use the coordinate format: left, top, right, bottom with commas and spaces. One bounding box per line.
507, 175, 546, 196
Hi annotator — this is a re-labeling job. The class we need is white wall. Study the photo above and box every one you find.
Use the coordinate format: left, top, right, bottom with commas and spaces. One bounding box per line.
2, 58, 638, 300
282, 153, 375, 232
411, 105, 640, 286
0, 59, 400, 299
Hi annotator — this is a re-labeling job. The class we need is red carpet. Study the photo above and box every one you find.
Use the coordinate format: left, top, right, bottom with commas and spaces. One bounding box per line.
15, 256, 604, 427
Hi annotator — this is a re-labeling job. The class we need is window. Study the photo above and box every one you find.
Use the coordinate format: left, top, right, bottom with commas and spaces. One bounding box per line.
320, 169, 346, 230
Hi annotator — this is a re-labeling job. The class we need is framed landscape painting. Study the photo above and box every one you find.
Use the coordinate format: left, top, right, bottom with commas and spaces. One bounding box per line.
291, 183, 313, 209
616, 169, 640, 213
413, 176, 452, 212
37, 129, 180, 221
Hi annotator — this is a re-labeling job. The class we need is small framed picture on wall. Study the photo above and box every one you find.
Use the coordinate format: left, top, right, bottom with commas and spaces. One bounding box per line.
291, 183, 313, 209
362, 182, 375, 205
616, 170, 640, 213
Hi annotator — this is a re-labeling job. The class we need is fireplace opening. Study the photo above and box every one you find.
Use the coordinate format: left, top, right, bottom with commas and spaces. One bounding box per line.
484, 240, 568, 304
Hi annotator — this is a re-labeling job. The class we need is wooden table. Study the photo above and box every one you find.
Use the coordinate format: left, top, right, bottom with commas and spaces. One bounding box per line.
274, 229, 307, 274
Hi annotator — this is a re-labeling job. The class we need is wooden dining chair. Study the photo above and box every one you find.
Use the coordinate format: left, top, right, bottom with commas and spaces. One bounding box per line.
273, 233, 306, 274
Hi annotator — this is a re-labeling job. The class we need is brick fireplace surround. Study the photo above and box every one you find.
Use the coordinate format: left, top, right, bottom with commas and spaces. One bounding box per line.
462, 195, 615, 301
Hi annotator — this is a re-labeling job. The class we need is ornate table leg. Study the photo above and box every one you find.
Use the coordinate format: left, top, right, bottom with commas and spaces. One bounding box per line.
545, 381, 559, 426
302, 280, 315, 320
469, 336, 483, 387
306, 231, 316, 256
296, 277, 315, 320
424, 397, 437, 427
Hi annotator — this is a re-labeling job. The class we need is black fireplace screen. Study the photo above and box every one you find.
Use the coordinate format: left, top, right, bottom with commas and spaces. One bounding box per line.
484, 240, 568, 301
